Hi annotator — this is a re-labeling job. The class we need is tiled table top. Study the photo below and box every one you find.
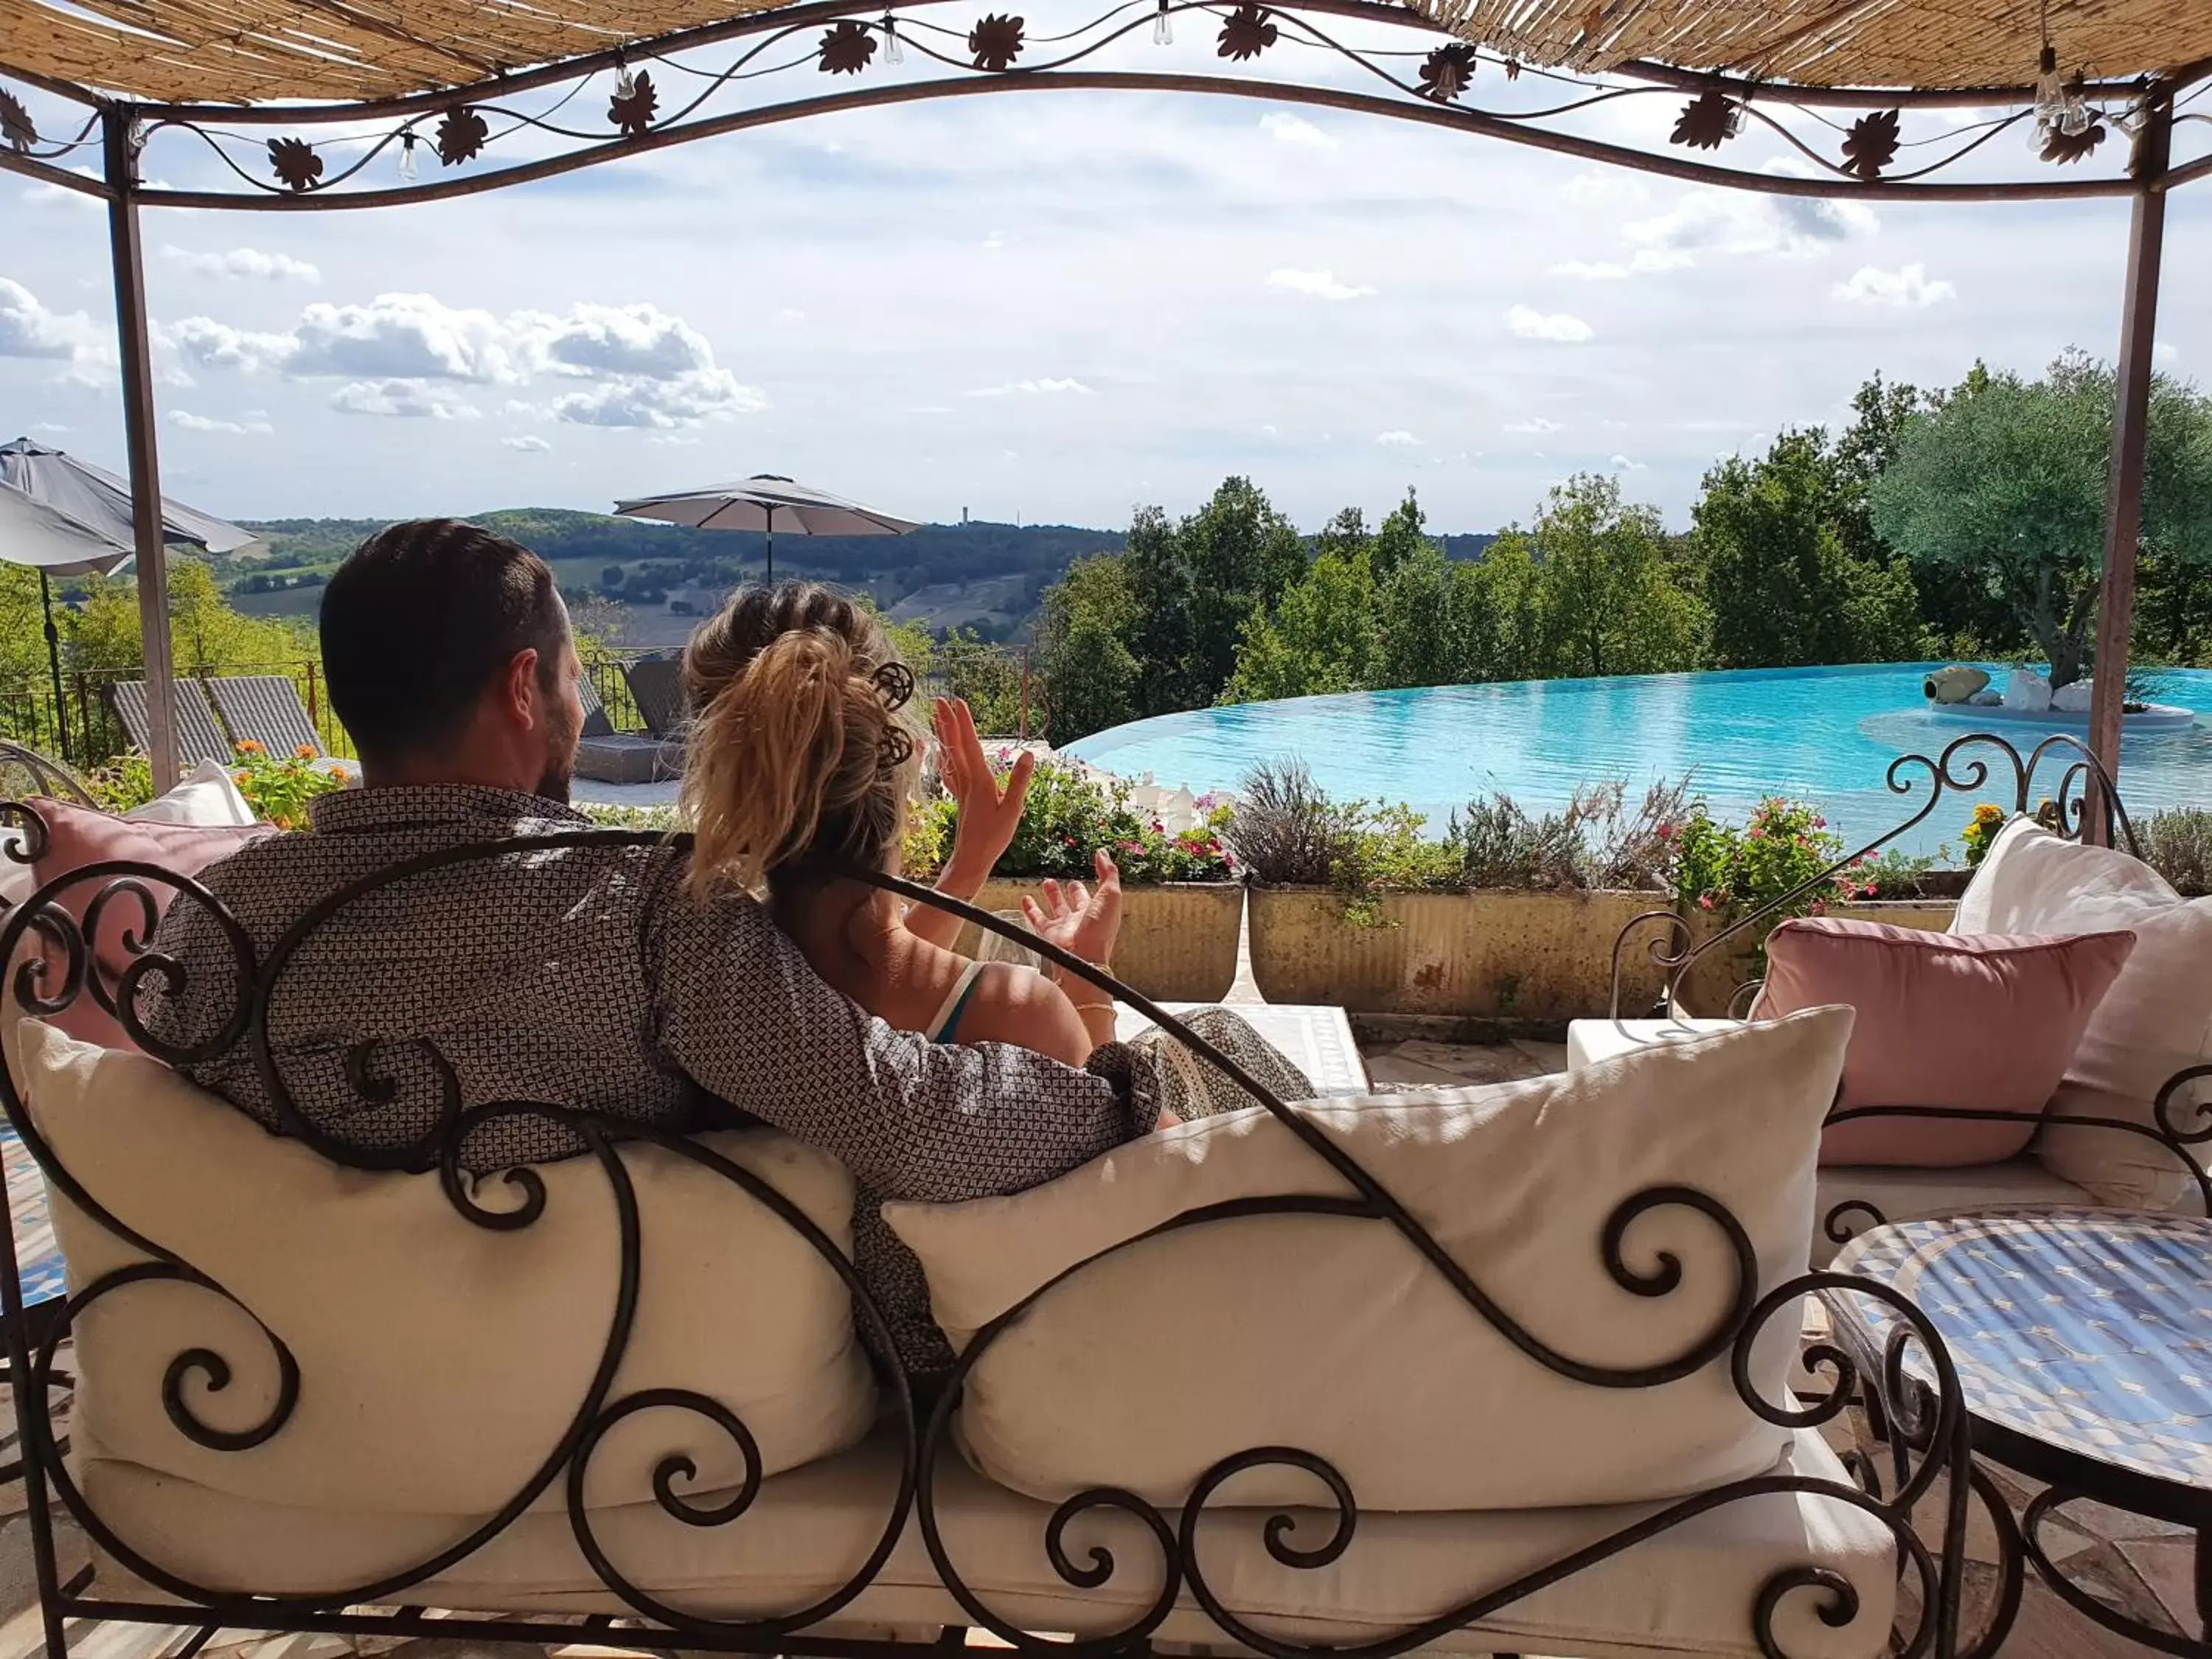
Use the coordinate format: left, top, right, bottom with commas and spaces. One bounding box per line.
4, 1123, 63, 1312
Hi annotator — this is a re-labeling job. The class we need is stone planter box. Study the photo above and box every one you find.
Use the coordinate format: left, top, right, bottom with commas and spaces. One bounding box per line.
1245, 888, 1672, 1019
951, 879, 1243, 1004
1669, 898, 1958, 1017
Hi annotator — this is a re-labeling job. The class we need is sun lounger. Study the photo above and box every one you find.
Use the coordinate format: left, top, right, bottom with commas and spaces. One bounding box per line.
105, 678, 235, 768
206, 674, 323, 758
621, 655, 689, 740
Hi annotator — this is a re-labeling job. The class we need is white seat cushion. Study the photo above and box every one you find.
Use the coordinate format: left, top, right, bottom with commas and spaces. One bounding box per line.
80, 1422, 1896, 1659
887, 1011, 1851, 1514
19, 1021, 877, 1516
1953, 818, 2212, 1208
1810, 1161, 2093, 1264
1567, 1016, 1739, 1073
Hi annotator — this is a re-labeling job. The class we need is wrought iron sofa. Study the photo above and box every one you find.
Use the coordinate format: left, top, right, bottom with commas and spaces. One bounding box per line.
0, 785, 1973, 1659
1571, 731, 2212, 1256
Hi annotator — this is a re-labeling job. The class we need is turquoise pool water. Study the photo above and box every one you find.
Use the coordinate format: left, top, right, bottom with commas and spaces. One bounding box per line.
1065, 664, 2212, 858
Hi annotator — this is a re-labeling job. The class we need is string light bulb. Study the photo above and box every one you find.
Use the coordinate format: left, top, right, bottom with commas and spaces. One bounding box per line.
1152, 0, 1173, 46
883, 12, 903, 63
398, 130, 418, 181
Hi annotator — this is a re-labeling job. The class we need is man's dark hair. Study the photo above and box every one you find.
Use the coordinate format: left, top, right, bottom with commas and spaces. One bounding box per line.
322, 519, 566, 768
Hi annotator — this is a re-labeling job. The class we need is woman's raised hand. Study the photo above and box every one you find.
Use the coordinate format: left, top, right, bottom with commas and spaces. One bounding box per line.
1020, 849, 1124, 974
933, 697, 1034, 889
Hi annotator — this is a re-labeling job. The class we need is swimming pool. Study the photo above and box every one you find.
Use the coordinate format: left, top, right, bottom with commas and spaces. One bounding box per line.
1065, 664, 2212, 858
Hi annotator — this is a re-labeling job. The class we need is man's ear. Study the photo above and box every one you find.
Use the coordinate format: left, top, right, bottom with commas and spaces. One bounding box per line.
504, 647, 542, 731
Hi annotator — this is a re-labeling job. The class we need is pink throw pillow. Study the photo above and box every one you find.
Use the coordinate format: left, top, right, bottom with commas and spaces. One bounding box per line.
1751, 917, 2137, 1167
18, 798, 272, 1053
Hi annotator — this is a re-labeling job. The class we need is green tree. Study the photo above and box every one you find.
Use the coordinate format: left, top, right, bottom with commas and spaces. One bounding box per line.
1691, 431, 1924, 668
1033, 552, 1141, 742
1869, 350, 2212, 687
70, 557, 316, 675
1221, 545, 1379, 702
1175, 476, 1308, 704
1521, 473, 1705, 678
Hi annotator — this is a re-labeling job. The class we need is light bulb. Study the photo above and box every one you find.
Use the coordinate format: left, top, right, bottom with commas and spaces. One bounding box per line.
2034, 44, 2062, 107
2058, 72, 2090, 135
1152, 1, 1173, 46
398, 131, 417, 181
883, 14, 903, 63
1723, 102, 1743, 139
615, 63, 636, 99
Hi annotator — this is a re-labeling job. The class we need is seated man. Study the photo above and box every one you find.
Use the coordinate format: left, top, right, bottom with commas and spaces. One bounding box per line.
140, 518, 1157, 1377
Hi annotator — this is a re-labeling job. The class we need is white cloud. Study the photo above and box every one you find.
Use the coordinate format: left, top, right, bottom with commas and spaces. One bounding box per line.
1831, 262, 1956, 307
775, 307, 807, 323
167, 291, 763, 431
982, 232, 1006, 251
1259, 112, 1336, 150
547, 368, 762, 428
1374, 430, 1421, 447
2155, 341, 2180, 365
503, 434, 552, 452
161, 246, 321, 282
1624, 189, 1877, 263
1610, 453, 1647, 470
1503, 415, 1563, 434
966, 378, 1095, 397
167, 409, 274, 434
1506, 305, 1593, 343
0, 277, 110, 378
1265, 268, 1374, 302
1563, 170, 1648, 209
1549, 249, 1694, 280
329, 379, 483, 420
20, 166, 104, 209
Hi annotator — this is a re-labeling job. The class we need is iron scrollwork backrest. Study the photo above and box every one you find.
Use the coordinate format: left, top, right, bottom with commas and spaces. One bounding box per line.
0, 797, 1971, 1658
1610, 728, 2140, 1034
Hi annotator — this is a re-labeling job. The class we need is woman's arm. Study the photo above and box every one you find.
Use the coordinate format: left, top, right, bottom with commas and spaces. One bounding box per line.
905, 699, 1034, 952
942, 962, 1099, 1067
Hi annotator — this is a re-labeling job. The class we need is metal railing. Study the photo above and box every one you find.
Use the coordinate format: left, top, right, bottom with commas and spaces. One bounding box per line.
0, 661, 350, 768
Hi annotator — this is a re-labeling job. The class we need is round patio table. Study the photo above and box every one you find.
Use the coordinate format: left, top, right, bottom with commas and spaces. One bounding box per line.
1829, 1208, 2212, 1658
1, 1119, 69, 1485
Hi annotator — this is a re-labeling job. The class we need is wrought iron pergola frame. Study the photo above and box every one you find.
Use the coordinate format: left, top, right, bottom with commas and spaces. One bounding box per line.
1, 0, 2209, 818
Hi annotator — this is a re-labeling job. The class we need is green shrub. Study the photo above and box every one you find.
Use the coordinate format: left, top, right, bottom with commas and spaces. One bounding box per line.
577, 802, 681, 833
951, 761, 1236, 883
1673, 796, 1845, 922
1450, 778, 1691, 892
2142, 807, 2212, 896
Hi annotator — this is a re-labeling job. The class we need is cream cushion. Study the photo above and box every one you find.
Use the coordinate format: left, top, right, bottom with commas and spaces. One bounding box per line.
80, 1422, 1897, 1659
886, 1009, 1852, 1513
1953, 818, 2212, 1208
18, 1020, 876, 1514
122, 759, 258, 828
1566, 1016, 1739, 1073
1809, 1161, 2092, 1265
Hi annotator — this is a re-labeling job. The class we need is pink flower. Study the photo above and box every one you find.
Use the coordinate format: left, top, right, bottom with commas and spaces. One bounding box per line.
1861, 883, 1879, 898
1697, 893, 1717, 911
1809, 900, 1827, 916
1747, 827, 1763, 840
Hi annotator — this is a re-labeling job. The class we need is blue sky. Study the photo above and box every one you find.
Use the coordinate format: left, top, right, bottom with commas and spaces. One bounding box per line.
4, 12, 2208, 537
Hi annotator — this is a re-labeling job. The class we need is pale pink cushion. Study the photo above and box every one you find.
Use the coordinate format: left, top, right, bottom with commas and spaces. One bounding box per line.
1752, 917, 2136, 1167
22, 798, 271, 1053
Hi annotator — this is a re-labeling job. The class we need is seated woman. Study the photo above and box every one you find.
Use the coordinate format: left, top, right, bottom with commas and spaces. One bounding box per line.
680, 582, 1310, 1111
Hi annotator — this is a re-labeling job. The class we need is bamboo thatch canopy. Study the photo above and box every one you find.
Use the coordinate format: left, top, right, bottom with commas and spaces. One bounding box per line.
6, 0, 2211, 105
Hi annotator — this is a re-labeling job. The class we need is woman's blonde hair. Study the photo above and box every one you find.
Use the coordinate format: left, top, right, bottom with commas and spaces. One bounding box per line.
680, 582, 919, 897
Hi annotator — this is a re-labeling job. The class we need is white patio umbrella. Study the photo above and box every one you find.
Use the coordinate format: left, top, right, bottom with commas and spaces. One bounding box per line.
0, 437, 257, 762
613, 473, 919, 584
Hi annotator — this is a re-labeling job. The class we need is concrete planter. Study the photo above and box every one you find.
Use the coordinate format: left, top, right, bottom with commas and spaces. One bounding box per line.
950, 879, 1244, 1004
1245, 888, 1672, 1018
1669, 898, 1958, 1016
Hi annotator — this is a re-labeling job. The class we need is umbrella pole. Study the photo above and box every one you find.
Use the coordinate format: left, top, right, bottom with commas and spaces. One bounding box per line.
765, 505, 774, 586
105, 102, 181, 793
38, 573, 70, 765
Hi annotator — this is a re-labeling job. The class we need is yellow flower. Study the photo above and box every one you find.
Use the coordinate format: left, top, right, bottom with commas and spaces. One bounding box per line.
294, 743, 317, 761
234, 739, 266, 757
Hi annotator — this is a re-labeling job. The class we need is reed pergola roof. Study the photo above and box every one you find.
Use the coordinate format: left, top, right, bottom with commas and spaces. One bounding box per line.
7, 0, 2211, 105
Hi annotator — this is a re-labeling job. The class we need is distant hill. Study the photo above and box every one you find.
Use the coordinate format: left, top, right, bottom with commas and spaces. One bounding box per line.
227, 509, 1500, 645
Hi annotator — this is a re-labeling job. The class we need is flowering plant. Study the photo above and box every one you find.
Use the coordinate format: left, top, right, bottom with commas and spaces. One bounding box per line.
1672, 796, 1846, 921
928, 762, 1236, 883
229, 741, 345, 831
1961, 802, 2009, 866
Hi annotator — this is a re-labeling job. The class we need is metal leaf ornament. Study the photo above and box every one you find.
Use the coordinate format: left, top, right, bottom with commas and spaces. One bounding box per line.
609, 70, 658, 136
268, 137, 324, 192
0, 90, 35, 153
1669, 88, 1736, 150
435, 105, 487, 166
1217, 4, 1278, 60
968, 13, 1026, 70
1840, 108, 1900, 180
1417, 43, 1477, 102
2042, 116, 2106, 164
820, 21, 878, 74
